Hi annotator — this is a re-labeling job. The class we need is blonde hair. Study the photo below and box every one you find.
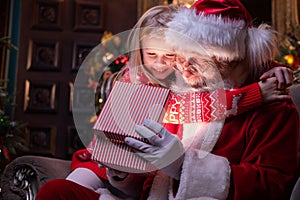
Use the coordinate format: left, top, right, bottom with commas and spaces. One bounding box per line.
118, 5, 179, 85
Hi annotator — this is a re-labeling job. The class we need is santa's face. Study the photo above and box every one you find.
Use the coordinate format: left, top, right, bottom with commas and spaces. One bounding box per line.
142, 38, 176, 80
174, 55, 222, 90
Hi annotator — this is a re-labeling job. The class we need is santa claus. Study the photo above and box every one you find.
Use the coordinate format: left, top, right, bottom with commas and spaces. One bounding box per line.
126, 0, 299, 199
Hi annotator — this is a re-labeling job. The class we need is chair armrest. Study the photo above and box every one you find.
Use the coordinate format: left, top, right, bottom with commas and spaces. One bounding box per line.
294, 68, 300, 84
1, 155, 71, 200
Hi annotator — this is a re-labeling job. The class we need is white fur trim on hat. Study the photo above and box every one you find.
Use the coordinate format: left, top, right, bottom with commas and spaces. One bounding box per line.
166, 7, 277, 67
166, 7, 247, 61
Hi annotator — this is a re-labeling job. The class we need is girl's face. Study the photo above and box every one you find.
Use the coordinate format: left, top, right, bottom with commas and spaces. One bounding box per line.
142, 38, 176, 80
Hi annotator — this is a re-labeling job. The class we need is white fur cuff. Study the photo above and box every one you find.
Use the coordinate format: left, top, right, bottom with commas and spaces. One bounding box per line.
174, 150, 231, 200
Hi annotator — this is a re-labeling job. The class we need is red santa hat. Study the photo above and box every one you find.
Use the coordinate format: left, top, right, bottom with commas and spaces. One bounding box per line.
166, 0, 277, 69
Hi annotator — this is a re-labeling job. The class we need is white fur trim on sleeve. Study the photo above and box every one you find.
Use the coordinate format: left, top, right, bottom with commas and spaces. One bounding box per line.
66, 168, 104, 191
173, 150, 231, 200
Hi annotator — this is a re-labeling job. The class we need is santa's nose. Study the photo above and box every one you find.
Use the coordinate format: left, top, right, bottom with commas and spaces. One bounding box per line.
182, 69, 192, 78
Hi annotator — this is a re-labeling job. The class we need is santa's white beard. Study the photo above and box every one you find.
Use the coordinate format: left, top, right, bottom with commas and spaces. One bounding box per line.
184, 70, 225, 92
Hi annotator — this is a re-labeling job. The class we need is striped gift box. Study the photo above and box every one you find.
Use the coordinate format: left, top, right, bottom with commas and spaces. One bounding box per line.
92, 81, 171, 172
92, 132, 157, 173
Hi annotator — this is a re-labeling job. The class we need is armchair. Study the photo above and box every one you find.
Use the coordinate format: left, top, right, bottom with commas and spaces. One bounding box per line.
1, 156, 71, 200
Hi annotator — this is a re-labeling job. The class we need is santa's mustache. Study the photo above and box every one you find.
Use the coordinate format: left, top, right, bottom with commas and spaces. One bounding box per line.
173, 58, 223, 91
185, 75, 207, 88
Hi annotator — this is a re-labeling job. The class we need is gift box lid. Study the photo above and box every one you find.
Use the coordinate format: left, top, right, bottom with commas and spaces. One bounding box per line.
93, 81, 171, 140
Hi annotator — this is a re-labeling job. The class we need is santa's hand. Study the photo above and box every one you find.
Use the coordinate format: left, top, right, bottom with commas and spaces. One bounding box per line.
259, 66, 293, 89
259, 77, 291, 102
124, 119, 184, 180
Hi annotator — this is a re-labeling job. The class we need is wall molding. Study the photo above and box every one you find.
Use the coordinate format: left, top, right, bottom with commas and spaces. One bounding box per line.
272, 0, 299, 38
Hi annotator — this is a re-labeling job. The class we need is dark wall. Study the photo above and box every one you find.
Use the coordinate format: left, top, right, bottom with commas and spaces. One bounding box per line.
13, 0, 139, 159
105, 0, 138, 34
241, 0, 272, 26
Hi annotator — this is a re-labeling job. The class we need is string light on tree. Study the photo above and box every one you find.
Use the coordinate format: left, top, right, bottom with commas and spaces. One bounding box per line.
283, 54, 295, 66
277, 33, 300, 70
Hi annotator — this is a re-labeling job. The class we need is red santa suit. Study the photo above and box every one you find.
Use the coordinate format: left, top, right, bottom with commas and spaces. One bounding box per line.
146, 99, 299, 200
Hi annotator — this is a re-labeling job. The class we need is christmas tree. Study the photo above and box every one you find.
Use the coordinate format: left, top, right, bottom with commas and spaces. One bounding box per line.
0, 81, 27, 167
277, 32, 300, 71
0, 37, 28, 188
276, 32, 300, 84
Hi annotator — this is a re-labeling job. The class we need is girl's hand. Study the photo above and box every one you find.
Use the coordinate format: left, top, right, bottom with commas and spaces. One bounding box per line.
260, 66, 293, 89
76, 149, 92, 161
259, 77, 290, 103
